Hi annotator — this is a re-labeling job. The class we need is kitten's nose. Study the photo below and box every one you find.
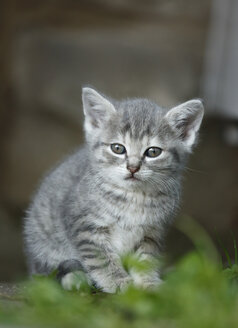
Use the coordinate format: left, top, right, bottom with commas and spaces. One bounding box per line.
127, 165, 140, 174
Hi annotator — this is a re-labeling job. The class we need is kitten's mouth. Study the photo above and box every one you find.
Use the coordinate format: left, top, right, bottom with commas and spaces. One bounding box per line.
125, 175, 140, 181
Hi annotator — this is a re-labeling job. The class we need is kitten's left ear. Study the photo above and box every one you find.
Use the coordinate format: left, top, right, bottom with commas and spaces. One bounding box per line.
165, 99, 204, 149
82, 87, 116, 130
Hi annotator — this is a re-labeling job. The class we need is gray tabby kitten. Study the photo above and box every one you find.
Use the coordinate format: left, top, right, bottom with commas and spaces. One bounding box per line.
24, 87, 204, 293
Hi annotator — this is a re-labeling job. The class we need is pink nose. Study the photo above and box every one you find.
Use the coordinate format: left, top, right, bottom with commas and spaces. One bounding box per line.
127, 166, 140, 174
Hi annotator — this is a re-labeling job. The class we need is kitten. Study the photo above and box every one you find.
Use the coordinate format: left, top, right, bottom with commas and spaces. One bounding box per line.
24, 87, 204, 292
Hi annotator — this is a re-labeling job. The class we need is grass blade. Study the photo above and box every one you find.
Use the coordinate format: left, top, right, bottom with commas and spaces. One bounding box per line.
215, 230, 232, 268
231, 232, 238, 265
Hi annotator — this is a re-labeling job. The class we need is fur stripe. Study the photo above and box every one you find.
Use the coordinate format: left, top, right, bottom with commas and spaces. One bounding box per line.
77, 239, 97, 248
87, 262, 110, 271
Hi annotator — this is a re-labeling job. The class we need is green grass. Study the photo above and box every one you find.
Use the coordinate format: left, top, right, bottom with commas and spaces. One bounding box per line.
1, 218, 238, 328
0, 252, 238, 328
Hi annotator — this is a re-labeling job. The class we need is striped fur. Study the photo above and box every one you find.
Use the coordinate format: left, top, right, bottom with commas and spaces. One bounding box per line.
24, 88, 204, 292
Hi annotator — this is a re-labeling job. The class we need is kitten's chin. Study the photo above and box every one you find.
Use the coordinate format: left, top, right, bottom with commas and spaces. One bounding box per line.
123, 175, 145, 189
108, 175, 142, 190
125, 178, 141, 186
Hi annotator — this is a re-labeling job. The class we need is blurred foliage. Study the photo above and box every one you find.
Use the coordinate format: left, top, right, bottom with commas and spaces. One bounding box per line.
0, 217, 237, 327
0, 250, 238, 328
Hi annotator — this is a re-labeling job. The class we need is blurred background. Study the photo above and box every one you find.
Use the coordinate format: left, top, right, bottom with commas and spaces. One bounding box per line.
0, 0, 238, 281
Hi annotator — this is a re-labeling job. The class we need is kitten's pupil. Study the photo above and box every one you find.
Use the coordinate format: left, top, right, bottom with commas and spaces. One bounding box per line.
111, 143, 126, 155
145, 147, 162, 158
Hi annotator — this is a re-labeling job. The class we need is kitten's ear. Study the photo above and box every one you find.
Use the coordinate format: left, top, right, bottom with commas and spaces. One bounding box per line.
165, 99, 204, 149
82, 87, 116, 130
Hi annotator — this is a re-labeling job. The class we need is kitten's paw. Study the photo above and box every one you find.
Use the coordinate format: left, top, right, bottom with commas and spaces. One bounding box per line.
61, 271, 88, 291
117, 276, 133, 292
102, 276, 132, 293
135, 278, 162, 290
132, 273, 162, 290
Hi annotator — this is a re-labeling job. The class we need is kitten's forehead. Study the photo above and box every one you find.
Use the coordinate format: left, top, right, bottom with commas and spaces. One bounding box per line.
116, 98, 166, 139
123, 132, 149, 155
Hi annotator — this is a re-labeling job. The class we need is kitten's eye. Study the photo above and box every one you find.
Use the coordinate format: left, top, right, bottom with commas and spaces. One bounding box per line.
111, 143, 126, 155
145, 147, 162, 158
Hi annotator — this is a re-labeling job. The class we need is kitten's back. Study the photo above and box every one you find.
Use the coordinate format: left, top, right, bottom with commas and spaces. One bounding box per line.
24, 147, 90, 273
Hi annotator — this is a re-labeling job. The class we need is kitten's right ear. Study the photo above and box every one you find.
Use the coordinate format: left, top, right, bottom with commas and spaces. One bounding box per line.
82, 88, 116, 132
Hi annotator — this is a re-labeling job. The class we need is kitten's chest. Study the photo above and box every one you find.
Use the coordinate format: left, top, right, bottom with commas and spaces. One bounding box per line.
109, 225, 144, 255
107, 193, 160, 254
109, 191, 161, 227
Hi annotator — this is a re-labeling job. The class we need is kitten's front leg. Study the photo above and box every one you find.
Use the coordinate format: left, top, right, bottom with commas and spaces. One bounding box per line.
74, 236, 132, 293
130, 236, 162, 290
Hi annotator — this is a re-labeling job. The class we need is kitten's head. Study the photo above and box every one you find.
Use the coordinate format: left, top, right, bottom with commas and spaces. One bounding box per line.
82, 87, 204, 192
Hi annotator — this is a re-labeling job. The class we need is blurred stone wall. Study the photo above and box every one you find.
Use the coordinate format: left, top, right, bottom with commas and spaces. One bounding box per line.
0, 0, 213, 280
